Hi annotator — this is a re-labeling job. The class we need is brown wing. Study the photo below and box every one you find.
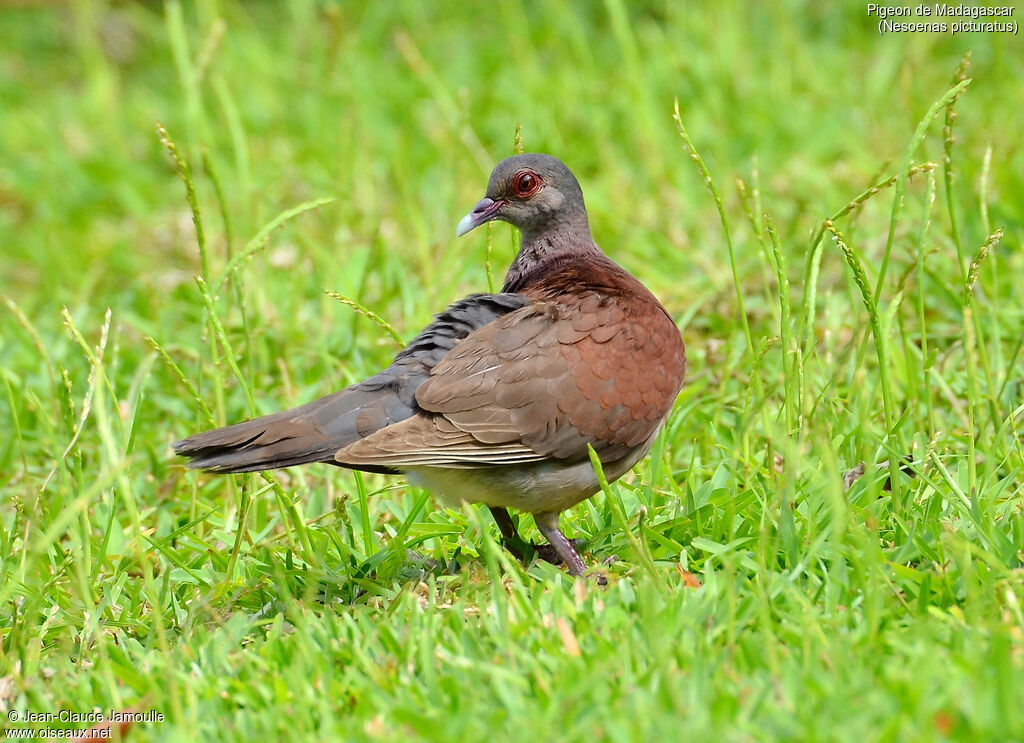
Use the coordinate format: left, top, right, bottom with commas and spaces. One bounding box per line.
172, 293, 532, 473
334, 291, 685, 469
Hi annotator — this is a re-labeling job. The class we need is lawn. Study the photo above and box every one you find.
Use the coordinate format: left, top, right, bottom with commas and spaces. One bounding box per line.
1, 1, 1022, 741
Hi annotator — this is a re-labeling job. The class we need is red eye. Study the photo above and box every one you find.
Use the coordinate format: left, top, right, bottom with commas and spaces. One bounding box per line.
512, 171, 541, 197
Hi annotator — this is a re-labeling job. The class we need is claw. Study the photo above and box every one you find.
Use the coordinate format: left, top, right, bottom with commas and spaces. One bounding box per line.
489, 506, 604, 583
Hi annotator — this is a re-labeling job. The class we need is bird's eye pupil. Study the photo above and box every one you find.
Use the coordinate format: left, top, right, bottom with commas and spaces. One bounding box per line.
515, 172, 537, 196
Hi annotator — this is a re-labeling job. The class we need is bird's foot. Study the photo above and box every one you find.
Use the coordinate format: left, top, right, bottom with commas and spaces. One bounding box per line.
534, 511, 607, 585
489, 507, 606, 584
501, 537, 607, 585
531, 539, 587, 566
499, 536, 585, 565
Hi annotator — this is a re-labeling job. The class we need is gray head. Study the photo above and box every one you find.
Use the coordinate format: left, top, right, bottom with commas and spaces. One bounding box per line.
456, 154, 591, 242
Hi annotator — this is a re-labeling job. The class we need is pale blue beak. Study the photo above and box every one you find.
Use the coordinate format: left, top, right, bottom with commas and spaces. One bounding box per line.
456, 197, 503, 237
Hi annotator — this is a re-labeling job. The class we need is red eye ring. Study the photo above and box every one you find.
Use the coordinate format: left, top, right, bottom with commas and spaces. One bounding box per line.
511, 170, 541, 197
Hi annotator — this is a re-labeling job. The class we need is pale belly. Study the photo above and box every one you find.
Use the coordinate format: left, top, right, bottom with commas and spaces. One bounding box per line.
404, 430, 658, 516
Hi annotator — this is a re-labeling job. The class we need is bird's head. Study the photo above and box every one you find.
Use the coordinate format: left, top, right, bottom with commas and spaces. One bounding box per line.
456, 153, 589, 240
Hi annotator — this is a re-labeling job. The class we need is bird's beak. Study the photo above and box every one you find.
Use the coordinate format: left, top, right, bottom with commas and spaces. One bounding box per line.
456, 197, 503, 237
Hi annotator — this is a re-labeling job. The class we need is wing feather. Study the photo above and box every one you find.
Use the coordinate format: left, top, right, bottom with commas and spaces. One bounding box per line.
335, 289, 685, 470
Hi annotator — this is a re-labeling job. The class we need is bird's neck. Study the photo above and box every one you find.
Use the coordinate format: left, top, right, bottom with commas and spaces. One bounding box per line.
502, 222, 600, 294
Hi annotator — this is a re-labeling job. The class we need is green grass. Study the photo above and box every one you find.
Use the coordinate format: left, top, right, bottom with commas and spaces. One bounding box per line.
2, 1, 1023, 741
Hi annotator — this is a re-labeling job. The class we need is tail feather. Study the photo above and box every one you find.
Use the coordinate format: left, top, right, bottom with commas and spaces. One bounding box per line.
171, 292, 532, 475
171, 385, 408, 474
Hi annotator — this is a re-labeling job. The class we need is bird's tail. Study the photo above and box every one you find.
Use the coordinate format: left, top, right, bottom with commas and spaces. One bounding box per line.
171, 385, 406, 474
171, 292, 532, 474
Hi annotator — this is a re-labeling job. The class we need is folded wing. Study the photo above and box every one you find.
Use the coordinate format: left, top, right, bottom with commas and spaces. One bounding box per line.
171, 293, 532, 472
334, 290, 685, 469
